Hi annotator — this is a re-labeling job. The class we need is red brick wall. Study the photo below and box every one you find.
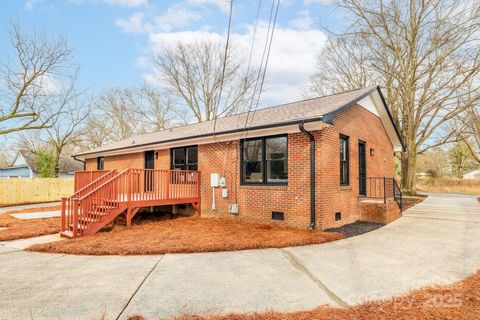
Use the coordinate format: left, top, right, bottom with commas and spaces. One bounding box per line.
85, 150, 170, 171
315, 104, 395, 229
83, 103, 396, 230
198, 134, 311, 228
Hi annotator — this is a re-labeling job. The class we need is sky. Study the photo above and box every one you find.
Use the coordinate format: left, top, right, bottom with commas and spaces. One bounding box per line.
0, 0, 347, 99
0, 0, 346, 149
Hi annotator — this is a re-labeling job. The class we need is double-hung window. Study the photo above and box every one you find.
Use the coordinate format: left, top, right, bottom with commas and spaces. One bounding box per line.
241, 135, 288, 185
171, 146, 198, 171
339, 135, 349, 186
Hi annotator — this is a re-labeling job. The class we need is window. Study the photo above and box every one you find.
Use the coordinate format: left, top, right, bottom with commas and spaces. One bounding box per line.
171, 146, 198, 170
340, 135, 349, 185
97, 157, 104, 170
241, 135, 288, 185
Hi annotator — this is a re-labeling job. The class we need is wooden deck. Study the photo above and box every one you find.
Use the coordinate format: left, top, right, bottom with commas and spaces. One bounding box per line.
61, 168, 201, 238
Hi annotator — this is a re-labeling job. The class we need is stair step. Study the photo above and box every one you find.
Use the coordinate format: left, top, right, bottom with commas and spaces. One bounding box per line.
60, 230, 75, 238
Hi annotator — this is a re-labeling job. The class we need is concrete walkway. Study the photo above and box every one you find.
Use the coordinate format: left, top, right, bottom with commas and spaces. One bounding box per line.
0, 202, 60, 214
0, 193, 478, 320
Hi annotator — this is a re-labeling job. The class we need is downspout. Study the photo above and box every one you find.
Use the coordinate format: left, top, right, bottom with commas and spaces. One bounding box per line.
72, 155, 86, 171
299, 121, 316, 230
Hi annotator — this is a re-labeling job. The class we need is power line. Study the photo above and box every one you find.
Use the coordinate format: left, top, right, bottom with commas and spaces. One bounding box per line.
240, 0, 280, 139
212, 0, 234, 141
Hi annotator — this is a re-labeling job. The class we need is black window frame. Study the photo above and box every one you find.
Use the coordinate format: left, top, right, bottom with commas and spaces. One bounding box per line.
240, 134, 288, 186
339, 134, 350, 186
97, 157, 104, 170
170, 145, 198, 171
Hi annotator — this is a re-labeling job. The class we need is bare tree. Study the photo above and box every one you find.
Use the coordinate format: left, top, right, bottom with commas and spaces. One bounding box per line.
137, 84, 179, 131
17, 73, 88, 176
0, 24, 73, 136
152, 41, 255, 122
456, 82, 480, 163
308, 0, 480, 193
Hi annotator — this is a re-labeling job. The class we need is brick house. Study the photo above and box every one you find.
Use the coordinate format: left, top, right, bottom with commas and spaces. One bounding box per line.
62, 86, 403, 238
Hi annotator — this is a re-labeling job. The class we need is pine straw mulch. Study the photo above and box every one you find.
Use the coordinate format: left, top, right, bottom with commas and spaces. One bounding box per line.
126, 270, 480, 320
0, 205, 61, 241
27, 216, 343, 255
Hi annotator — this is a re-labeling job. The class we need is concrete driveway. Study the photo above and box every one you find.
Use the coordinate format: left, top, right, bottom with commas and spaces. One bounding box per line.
0, 193, 479, 320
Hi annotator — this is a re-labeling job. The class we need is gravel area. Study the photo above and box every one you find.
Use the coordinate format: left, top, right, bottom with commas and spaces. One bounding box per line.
325, 220, 385, 238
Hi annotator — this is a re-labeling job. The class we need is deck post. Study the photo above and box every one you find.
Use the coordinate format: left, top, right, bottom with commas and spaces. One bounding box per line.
196, 171, 201, 216
166, 170, 170, 200
72, 198, 79, 238
61, 197, 66, 232
126, 207, 132, 229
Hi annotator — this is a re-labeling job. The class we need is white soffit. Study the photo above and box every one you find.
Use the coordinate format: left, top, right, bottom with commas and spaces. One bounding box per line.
365, 91, 403, 152
357, 95, 379, 116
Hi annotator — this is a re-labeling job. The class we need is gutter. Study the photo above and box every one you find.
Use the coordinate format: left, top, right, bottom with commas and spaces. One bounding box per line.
75, 116, 328, 158
298, 121, 316, 230
72, 155, 86, 171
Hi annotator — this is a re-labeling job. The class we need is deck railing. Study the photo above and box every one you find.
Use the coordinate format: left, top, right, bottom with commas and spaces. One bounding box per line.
62, 168, 201, 237
62, 170, 117, 233
74, 170, 111, 192
364, 177, 402, 209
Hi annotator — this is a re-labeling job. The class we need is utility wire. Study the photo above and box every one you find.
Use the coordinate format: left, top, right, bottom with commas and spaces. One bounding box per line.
212, 0, 234, 141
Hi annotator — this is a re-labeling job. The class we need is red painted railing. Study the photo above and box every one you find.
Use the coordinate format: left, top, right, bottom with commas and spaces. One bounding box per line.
74, 170, 111, 192
62, 169, 201, 237
62, 170, 117, 233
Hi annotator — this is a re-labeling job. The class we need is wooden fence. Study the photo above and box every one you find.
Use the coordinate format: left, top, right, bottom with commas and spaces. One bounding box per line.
0, 178, 74, 206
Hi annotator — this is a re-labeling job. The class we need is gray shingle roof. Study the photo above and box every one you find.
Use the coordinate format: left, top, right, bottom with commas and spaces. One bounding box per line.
16, 150, 83, 173
78, 87, 377, 156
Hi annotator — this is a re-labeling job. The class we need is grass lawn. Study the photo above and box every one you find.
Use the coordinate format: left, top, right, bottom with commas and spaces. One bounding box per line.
0, 205, 61, 241
416, 177, 480, 195
125, 270, 480, 320
27, 216, 343, 255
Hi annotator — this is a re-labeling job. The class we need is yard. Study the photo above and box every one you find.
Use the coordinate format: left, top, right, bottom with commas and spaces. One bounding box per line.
0, 205, 61, 241
416, 177, 480, 195
28, 215, 343, 255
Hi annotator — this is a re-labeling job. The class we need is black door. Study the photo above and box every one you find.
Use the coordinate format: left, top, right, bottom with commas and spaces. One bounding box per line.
144, 150, 155, 192
358, 141, 366, 196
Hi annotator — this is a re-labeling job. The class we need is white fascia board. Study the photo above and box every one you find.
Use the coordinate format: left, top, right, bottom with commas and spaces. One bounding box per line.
364, 91, 403, 152
81, 120, 331, 160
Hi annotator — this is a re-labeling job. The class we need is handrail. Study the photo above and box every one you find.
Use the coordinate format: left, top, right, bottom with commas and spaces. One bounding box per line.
72, 170, 116, 199
63, 168, 201, 237
79, 168, 129, 201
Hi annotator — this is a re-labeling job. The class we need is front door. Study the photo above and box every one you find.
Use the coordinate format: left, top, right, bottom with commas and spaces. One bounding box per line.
144, 150, 155, 192
358, 141, 366, 196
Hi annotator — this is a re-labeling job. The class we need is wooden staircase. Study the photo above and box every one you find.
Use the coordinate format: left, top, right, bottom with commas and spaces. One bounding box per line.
61, 168, 201, 238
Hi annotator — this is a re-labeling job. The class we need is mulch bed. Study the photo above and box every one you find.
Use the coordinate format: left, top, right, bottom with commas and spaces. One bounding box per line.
401, 194, 428, 210
27, 215, 343, 255
0, 205, 62, 241
126, 270, 480, 320
324, 220, 385, 238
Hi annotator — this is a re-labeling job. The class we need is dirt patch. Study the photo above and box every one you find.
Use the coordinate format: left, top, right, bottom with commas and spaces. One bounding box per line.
123, 270, 480, 320
27, 216, 343, 255
0, 205, 62, 241
325, 220, 385, 238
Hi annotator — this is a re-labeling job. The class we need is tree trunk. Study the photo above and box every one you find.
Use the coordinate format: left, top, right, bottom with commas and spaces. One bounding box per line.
401, 147, 417, 194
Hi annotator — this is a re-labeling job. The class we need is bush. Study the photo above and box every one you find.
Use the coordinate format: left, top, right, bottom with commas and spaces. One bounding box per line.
35, 151, 56, 178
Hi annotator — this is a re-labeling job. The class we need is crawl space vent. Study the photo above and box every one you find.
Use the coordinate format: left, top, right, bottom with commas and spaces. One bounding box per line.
335, 212, 342, 221
272, 211, 284, 221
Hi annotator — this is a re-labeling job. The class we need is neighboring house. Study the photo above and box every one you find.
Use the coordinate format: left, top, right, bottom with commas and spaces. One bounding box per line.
63, 86, 404, 238
0, 150, 83, 178
463, 169, 480, 180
